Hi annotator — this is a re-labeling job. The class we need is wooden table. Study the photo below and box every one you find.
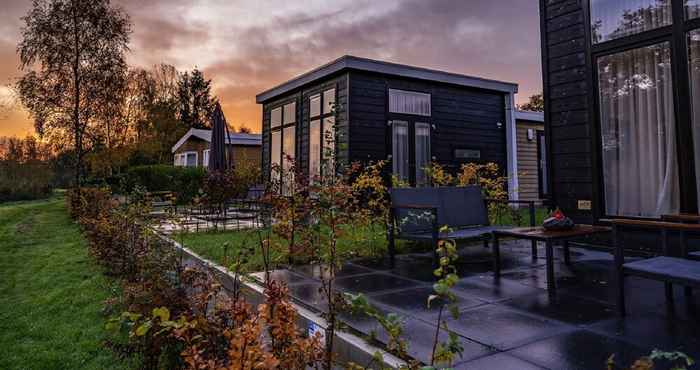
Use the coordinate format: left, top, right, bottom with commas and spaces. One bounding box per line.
492, 225, 611, 298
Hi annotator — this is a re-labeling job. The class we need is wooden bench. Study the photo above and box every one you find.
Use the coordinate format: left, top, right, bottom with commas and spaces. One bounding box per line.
612, 219, 700, 316
388, 186, 536, 267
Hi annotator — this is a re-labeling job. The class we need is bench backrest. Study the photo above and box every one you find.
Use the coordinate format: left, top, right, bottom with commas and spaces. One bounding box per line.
391, 185, 489, 233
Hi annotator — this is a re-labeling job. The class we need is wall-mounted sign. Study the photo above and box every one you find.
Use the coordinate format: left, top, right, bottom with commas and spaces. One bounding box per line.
577, 200, 592, 210
454, 149, 481, 159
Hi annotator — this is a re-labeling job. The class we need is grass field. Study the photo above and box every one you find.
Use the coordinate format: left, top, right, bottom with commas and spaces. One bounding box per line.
0, 196, 132, 370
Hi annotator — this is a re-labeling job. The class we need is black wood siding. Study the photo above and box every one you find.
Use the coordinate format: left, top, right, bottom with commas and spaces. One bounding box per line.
348, 71, 507, 174
540, 0, 595, 223
260, 73, 349, 180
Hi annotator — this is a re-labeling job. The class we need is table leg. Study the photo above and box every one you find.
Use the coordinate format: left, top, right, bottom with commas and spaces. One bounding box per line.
546, 240, 556, 299
531, 240, 538, 261
492, 234, 501, 278
563, 240, 571, 266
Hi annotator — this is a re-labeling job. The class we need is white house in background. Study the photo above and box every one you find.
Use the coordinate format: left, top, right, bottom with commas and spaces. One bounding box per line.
171, 128, 262, 168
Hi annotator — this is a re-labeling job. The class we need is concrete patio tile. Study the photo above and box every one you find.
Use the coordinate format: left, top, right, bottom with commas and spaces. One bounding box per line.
588, 313, 700, 359
454, 352, 547, 370
373, 317, 493, 365
502, 291, 615, 325
446, 305, 572, 350
286, 282, 328, 312
453, 275, 543, 303
500, 264, 580, 291
333, 273, 423, 294
368, 286, 486, 321
510, 330, 649, 370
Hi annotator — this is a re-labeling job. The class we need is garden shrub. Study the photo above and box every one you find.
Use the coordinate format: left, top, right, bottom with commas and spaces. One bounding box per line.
0, 160, 54, 202
67, 186, 326, 369
123, 165, 205, 203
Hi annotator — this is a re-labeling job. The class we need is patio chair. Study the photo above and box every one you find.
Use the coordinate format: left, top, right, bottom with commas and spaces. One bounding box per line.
612, 219, 700, 316
388, 185, 536, 267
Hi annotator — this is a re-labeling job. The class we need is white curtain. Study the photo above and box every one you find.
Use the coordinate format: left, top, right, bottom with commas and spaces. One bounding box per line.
389, 89, 431, 116
309, 119, 321, 180
392, 121, 409, 183
689, 30, 700, 212
415, 122, 431, 187
282, 126, 295, 194
598, 42, 679, 218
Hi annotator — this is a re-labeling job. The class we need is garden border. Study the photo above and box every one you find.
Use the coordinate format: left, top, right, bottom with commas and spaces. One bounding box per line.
155, 232, 407, 369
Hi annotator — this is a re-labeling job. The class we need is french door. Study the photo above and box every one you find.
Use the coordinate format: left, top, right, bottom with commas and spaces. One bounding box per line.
391, 120, 431, 187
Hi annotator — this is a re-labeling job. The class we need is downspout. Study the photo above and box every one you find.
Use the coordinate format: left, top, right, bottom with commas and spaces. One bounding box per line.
505, 91, 519, 201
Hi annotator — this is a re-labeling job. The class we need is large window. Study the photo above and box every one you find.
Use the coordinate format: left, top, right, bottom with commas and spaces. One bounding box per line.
589, 1, 700, 217
389, 89, 431, 116
174, 151, 198, 167
590, 0, 672, 44
597, 43, 679, 217
308, 88, 336, 180
688, 0, 700, 19
269, 102, 296, 190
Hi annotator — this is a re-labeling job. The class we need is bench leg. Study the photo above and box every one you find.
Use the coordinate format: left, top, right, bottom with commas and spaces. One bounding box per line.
665, 283, 675, 315
483, 239, 490, 249
617, 273, 626, 317
492, 235, 501, 278
387, 224, 396, 268
685, 286, 693, 298
563, 241, 571, 266
433, 236, 440, 269
531, 240, 538, 261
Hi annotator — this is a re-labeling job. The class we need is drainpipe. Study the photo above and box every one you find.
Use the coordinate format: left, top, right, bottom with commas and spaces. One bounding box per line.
505, 92, 519, 202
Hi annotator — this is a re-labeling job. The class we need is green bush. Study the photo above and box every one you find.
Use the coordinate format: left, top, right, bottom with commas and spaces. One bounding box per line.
123, 165, 205, 203
0, 161, 54, 202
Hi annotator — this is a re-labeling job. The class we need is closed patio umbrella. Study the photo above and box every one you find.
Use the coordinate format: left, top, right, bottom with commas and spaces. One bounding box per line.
208, 102, 232, 171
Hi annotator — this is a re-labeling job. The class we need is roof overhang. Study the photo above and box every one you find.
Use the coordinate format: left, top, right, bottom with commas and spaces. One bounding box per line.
515, 110, 544, 123
256, 55, 519, 103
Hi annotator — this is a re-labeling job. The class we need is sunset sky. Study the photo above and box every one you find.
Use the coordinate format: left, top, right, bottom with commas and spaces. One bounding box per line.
0, 0, 542, 137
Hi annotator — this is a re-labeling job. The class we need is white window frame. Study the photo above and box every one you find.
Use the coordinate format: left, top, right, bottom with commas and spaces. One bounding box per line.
181, 151, 198, 167
203, 149, 210, 168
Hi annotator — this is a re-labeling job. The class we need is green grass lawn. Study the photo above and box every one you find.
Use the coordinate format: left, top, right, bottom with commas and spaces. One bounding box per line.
177, 207, 549, 272
0, 196, 132, 370
177, 223, 391, 272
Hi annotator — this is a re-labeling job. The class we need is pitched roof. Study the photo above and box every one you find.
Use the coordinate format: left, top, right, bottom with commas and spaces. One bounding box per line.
256, 55, 519, 103
171, 128, 262, 153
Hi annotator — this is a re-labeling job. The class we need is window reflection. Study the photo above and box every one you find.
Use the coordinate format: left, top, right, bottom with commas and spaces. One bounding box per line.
688, 0, 700, 19
590, 0, 672, 44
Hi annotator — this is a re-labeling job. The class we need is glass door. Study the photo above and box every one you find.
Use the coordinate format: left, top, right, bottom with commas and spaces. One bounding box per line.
391, 120, 431, 187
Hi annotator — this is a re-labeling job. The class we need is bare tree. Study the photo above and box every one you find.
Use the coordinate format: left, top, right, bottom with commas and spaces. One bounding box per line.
16, 0, 131, 188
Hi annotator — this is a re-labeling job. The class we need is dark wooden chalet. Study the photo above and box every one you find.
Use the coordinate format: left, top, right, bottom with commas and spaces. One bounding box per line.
256, 55, 523, 197
540, 0, 700, 222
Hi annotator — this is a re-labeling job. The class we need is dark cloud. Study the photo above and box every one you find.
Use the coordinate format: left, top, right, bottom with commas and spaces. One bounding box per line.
204, 0, 542, 129
0, 0, 542, 135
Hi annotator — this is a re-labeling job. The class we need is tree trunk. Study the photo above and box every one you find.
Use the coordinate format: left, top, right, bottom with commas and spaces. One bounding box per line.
72, 0, 81, 190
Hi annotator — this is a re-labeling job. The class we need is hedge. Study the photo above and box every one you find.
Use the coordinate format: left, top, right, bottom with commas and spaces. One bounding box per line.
123, 165, 205, 203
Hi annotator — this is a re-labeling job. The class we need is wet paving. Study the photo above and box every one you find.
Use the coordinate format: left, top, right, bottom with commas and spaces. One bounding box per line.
261, 239, 700, 369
